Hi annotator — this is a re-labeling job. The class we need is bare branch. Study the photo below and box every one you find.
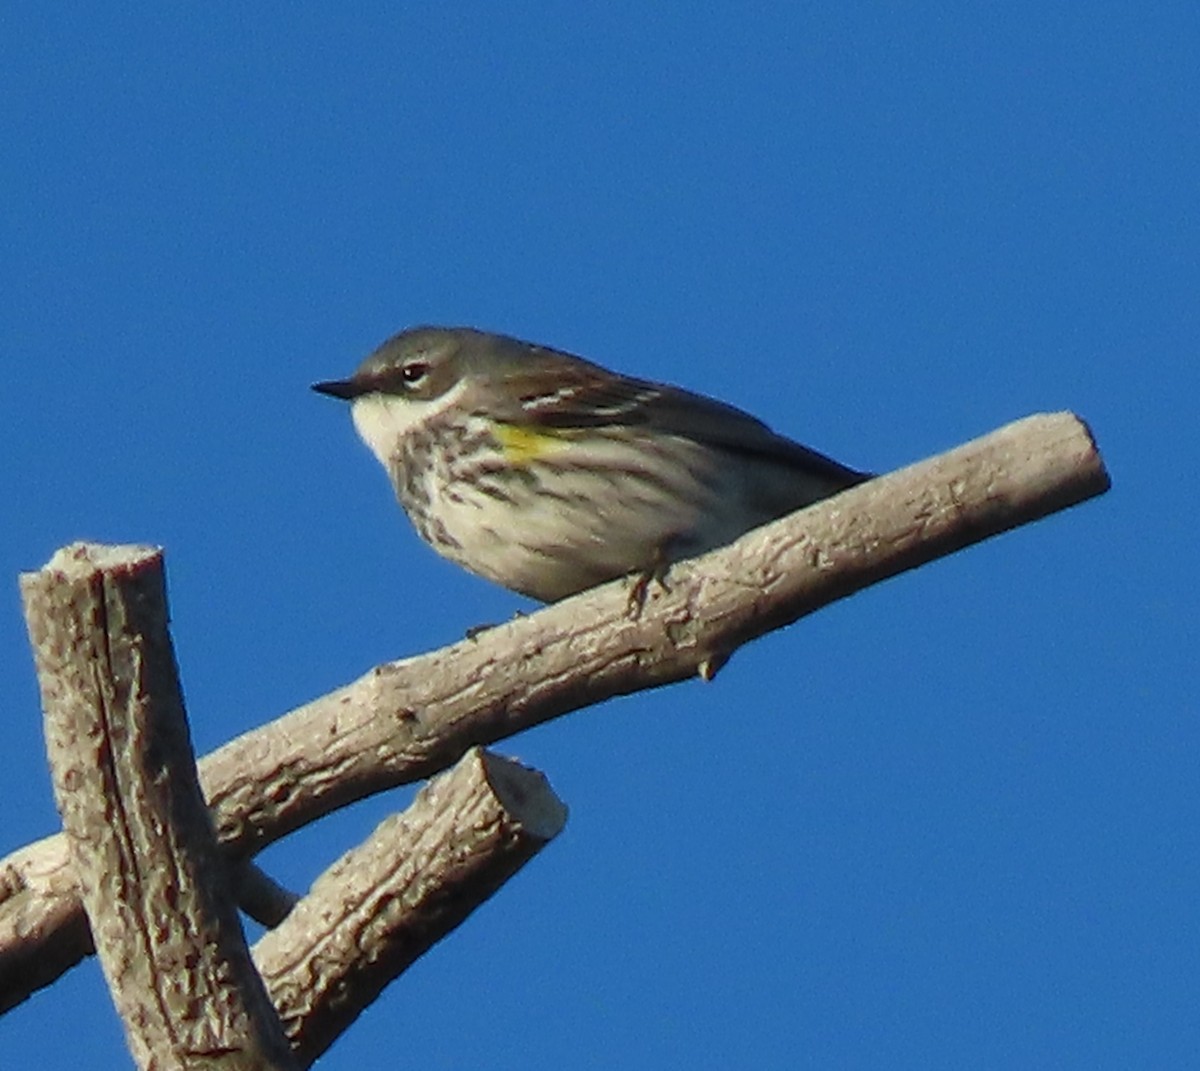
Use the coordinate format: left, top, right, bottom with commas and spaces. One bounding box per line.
0, 412, 1109, 1009
21, 544, 297, 1070
255, 747, 566, 1068
232, 863, 300, 930
0, 833, 92, 1004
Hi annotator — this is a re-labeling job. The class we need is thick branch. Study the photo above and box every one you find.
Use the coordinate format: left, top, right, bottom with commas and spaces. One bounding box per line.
20, 544, 297, 1071
0, 412, 1109, 1009
255, 747, 566, 1068
202, 411, 1110, 840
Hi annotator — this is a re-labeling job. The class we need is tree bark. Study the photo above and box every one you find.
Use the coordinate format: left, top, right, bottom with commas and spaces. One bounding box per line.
21, 544, 298, 1071
255, 747, 566, 1067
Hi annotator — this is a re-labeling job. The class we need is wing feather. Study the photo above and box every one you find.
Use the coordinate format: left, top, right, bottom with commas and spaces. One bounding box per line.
490, 350, 868, 487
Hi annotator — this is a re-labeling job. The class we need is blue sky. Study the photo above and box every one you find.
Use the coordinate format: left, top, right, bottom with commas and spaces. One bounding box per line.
2, 4, 1196, 1068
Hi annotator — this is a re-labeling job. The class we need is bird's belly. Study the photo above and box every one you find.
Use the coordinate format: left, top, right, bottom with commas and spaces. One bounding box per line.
414, 434, 739, 601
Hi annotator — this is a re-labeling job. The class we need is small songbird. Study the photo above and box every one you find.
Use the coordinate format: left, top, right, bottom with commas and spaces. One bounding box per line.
313, 326, 869, 603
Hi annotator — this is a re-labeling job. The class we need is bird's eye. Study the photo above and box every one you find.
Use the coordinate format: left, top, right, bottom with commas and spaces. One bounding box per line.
401, 361, 430, 385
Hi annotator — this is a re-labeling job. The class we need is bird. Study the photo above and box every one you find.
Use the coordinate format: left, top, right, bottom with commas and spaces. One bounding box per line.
313, 326, 870, 604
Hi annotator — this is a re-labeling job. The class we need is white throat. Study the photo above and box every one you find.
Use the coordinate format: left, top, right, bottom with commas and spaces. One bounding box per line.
349, 383, 468, 469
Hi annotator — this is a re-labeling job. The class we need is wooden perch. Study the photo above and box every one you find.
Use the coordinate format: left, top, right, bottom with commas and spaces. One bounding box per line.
21, 543, 298, 1071
0, 411, 1110, 1011
256, 747, 566, 1067
232, 861, 300, 930
14, 545, 567, 1066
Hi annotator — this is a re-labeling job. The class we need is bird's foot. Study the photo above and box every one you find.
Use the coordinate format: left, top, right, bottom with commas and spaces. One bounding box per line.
626, 553, 671, 619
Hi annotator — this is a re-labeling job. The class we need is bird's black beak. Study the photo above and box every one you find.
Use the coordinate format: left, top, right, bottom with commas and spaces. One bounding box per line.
311, 378, 364, 400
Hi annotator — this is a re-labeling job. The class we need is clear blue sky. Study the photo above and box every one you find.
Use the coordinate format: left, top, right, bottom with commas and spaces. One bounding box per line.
2, 5, 1196, 1069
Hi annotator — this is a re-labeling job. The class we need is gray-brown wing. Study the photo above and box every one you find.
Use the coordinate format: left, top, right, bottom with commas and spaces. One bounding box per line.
495, 354, 869, 488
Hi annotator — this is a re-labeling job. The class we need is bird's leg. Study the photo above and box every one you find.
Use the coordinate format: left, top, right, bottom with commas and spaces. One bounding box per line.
626, 545, 672, 619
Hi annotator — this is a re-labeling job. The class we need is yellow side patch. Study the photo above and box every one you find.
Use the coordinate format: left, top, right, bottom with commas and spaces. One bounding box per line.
493, 422, 571, 464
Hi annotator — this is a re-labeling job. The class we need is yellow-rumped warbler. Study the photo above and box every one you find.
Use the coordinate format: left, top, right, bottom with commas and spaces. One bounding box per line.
313, 326, 869, 603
